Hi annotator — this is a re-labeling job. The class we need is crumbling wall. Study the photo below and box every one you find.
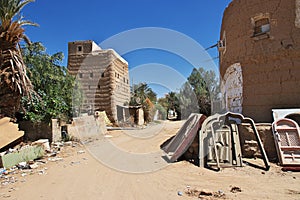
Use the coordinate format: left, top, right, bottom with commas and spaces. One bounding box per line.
220, 0, 300, 122
238, 123, 278, 162
221, 63, 243, 113
19, 121, 52, 142
67, 115, 106, 140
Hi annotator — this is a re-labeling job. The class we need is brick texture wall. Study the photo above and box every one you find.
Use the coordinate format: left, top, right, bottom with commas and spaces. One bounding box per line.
68, 41, 130, 123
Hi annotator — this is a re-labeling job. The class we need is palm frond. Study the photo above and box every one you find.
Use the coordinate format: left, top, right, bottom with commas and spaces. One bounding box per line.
0, 0, 36, 29
0, 0, 37, 117
18, 19, 38, 27
14, 0, 35, 17
22, 33, 31, 45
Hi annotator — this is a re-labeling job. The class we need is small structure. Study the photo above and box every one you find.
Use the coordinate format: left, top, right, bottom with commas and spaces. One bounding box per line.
129, 106, 144, 126
67, 40, 130, 124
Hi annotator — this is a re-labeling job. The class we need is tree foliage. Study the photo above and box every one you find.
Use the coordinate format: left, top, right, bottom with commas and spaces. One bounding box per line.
177, 82, 199, 119
130, 82, 157, 105
158, 67, 219, 119
21, 42, 80, 124
130, 82, 157, 122
187, 67, 219, 116
155, 103, 167, 120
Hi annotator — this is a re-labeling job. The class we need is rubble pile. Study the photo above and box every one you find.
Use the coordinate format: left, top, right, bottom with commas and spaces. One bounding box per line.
183, 187, 226, 199
0, 139, 81, 187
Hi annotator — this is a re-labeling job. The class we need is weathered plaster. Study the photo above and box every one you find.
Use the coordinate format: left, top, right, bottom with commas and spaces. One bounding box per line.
221, 63, 243, 114
220, 0, 300, 122
296, 0, 300, 28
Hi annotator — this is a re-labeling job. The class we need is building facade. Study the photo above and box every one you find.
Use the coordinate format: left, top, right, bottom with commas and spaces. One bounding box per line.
219, 0, 300, 122
67, 40, 130, 123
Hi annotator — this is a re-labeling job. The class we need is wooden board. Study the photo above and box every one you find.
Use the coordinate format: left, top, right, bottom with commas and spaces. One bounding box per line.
0, 117, 24, 150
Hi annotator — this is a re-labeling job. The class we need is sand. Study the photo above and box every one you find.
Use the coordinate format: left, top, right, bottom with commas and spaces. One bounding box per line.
1, 120, 300, 200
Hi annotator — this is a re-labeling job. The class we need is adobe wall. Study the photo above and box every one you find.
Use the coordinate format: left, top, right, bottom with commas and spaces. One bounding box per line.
220, 0, 300, 122
68, 41, 130, 123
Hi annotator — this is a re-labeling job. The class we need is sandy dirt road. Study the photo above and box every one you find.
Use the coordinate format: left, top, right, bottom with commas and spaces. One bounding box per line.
1, 120, 300, 200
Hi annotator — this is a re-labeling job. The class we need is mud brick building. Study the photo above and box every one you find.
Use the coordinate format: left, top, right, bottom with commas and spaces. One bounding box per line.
67, 40, 130, 123
219, 0, 300, 122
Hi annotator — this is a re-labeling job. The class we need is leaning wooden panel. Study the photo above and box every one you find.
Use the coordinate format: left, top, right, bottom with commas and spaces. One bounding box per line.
272, 118, 300, 166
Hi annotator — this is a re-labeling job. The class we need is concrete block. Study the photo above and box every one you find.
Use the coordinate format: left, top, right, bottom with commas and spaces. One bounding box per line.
0, 145, 44, 169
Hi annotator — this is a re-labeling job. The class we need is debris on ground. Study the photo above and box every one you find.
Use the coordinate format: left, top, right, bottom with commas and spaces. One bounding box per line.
184, 187, 226, 199
77, 150, 85, 154
177, 191, 183, 196
0, 140, 82, 187
0, 145, 45, 169
230, 186, 242, 193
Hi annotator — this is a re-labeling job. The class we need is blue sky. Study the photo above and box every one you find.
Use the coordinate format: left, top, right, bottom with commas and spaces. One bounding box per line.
22, 0, 232, 97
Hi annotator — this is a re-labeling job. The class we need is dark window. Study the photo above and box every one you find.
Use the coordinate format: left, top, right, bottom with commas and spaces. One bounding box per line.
77, 46, 83, 52
101, 73, 105, 78
79, 73, 83, 78
254, 18, 270, 36
98, 85, 101, 89
90, 73, 93, 78
123, 77, 126, 83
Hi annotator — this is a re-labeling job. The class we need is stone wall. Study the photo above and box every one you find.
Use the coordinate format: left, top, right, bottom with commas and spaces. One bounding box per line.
17, 115, 106, 143
220, 0, 300, 122
19, 121, 52, 142
238, 123, 278, 162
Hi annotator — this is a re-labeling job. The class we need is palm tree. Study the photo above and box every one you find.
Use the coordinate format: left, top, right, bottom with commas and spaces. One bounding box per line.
0, 0, 37, 118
